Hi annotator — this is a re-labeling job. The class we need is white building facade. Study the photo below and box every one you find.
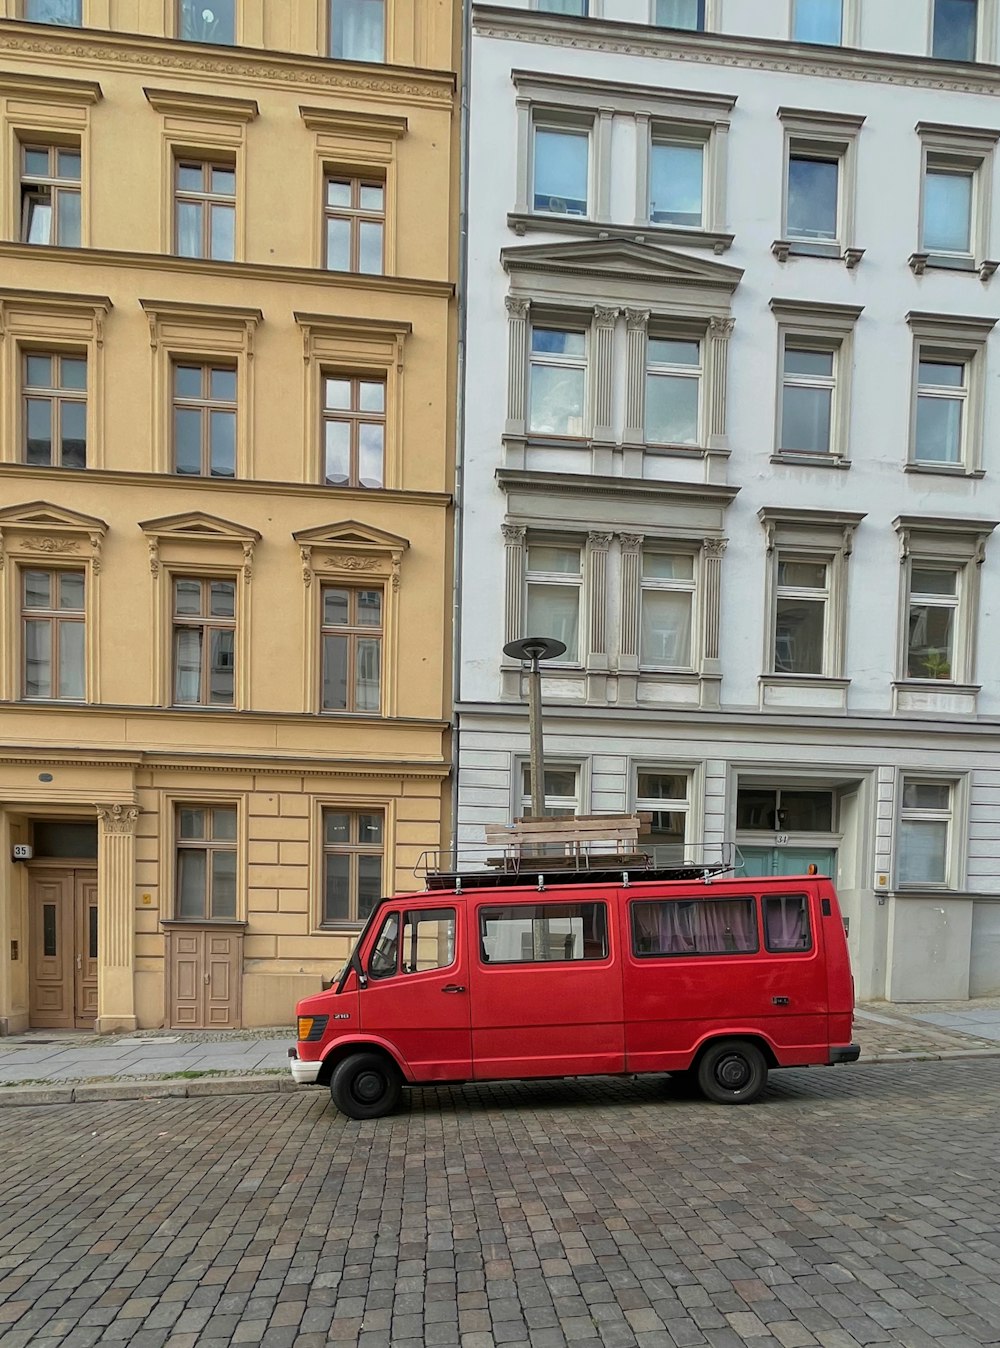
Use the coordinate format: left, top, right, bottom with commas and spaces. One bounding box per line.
457, 0, 1000, 1002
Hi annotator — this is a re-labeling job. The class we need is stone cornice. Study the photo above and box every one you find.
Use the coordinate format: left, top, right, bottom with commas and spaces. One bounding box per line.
496, 467, 739, 506
0, 68, 102, 103
1, 23, 455, 105
143, 85, 258, 122
0, 242, 454, 300
0, 743, 450, 779
0, 463, 452, 509
473, 4, 1000, 97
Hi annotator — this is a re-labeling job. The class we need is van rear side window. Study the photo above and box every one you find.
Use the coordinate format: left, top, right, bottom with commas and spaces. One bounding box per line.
763, 894, 812, 952
632, 898, 758, 957
480, 903, 608, 964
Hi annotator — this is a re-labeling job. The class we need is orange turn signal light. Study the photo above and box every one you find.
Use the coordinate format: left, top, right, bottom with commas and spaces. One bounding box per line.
297, 1016, 314, 1041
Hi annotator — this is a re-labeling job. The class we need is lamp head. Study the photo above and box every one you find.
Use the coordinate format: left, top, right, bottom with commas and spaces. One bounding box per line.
503, 636, 567, 663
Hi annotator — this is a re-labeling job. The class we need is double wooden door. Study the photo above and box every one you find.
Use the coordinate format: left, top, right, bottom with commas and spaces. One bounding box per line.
29, 868, 98, 1030
165, 924, 243, 1029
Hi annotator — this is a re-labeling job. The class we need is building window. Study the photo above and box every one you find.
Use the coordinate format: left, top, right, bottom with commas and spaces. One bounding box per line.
898, 780, 953, 886
640, 553, 695, 668
324, 175, 384, 274
172, 363, 236, 478
172, 577, 236, 706
653, 0, 705, 29
773, 556, 829, 675
321, 586, 382, 713
787, 150, 839, 243
737, 787, 834, 832
645, 337, 701, 445
922, 163, 975, 255
22, 352, 87, 468
780, 344, 836, 454
520, 764, 581, 818
906, 565, 959, 680
532, 123, 589, 216
528, 327, 587, 437
23, 0, 80, 23
649, 138, 704, 228
535, 0, 587, 10
330, 0, 385, 62
525, 544, 582, 662
178, 0, 235, 42
322, 809, 383, 924
932, 0, 978, 60
21, 568, 85, 700
792, 0, 842, 43
176, 805, 237, 920
20, 144, 80, 247
322, 375, 385, 487
636, 771, 690, 856
914, 355, 967, 466
174, 159, 235, 261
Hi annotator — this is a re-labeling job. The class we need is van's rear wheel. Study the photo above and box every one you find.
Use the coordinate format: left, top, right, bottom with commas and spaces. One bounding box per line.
696, 1040, 767, 1105
330, 1052, 402, 1120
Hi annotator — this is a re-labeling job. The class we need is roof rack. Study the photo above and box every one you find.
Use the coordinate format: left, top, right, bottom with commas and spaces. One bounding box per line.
415, 817, 737, 892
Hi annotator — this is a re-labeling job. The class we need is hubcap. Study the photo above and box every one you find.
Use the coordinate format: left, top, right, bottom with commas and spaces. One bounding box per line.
354, 1070, 385, 1103
715, 1054, 751, 1091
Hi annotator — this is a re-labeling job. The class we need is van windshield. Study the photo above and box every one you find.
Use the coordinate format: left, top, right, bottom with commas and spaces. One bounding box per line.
333, 897, 388, 991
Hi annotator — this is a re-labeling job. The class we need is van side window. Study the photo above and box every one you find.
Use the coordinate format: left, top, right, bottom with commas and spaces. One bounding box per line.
479, 903, 608, 964
401, 908, 456, 973
632, 898, 759, 957
368, 912, 399, 979
763, 894, 812, 952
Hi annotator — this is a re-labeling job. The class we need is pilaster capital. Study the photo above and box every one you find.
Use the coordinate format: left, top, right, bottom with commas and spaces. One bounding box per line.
709, 315, 735, 339
97, 803, 140, 835
587, 531, 614, 551
703, 537, 728, 559
502, 523, 526, 543
593, 305, 619, 326
620, 532, 644, 554
624, 308, 650, 332
505, 296, 530, 319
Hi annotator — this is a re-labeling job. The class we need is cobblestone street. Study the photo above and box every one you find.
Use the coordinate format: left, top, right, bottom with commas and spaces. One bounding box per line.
3, 1060, 1000, 1348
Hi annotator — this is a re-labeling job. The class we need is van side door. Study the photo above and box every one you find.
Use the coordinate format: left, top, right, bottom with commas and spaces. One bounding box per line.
469, 890, 625, 1081
359, 905, 472, 1081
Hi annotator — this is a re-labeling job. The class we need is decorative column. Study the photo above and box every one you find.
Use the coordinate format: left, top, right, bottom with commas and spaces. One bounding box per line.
586, 532, 612, 664
618, 533, 644, 668
505, 296, 530, 435
596, 108, 614, 222
623, 309, 649, 473
591, 306, 619, 456
699, 537, 727, 709
96, 802, 139, 1033
708, 316, 735, 447
502, 523, 526, 646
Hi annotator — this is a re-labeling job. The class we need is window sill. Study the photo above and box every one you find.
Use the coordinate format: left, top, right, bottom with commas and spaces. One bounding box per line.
316, 923, 366, 933
508, 211, 734, 253
909, 251, 998, 280
770, 452, 850, 470
645, 441, 725, 460
759, 675, 849, 712
892, 679, 979, 693
904, 462, 984, 479
161, 918, 248, 928
772, 239, 864, 268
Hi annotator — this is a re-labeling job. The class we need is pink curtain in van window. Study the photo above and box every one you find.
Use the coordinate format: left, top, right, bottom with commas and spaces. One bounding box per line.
764, 896, 809, 950
635, 899, 757, 955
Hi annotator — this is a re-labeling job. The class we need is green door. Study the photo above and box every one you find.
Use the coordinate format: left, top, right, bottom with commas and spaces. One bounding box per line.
740, 846, 837, 879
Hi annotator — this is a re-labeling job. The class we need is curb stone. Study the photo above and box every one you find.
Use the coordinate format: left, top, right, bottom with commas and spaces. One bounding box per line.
2, 1049, 1000, 1107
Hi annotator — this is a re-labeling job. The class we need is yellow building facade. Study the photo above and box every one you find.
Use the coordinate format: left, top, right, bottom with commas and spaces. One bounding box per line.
0, 0, 458, 1032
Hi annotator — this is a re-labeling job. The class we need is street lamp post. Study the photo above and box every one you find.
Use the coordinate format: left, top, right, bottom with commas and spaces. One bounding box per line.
502, 636, 567, 819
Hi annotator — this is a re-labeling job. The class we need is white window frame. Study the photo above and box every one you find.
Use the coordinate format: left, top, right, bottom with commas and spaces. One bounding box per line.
904, 561, 961, 683
529, 114, 593, 220
639, 549, 698, 671
790, 0, 846, 44
517, 760, 583, 819
896, 775, 966, 891
894, 516, 996, 690
772, 552, 831, 678
634, 766, 693, 858
776, 109, 863, 263
644, 333, 703, 448
779, 340, 837, 457
524, 539, 585, 666
650, 0, 715, 31
771, 300, 862, 466
527, 321, 589, 439
916, 123, 997, 273
906, 311, 993, 477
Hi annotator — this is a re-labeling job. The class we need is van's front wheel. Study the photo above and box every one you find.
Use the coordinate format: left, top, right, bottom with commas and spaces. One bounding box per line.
330, 1052, 402, 1120
696, 1040, 767, 1105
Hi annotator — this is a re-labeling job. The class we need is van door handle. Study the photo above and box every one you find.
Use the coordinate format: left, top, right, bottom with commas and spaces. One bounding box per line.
441, 984, 466, 994
772, 996, 790, 1006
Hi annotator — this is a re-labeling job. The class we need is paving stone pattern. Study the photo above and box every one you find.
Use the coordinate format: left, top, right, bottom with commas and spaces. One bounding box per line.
2, 1059, 1000, 1347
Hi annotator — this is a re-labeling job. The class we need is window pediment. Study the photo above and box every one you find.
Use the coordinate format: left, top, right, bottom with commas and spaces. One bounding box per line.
139, 511, 260, 579
0, 500, 108, 571
502, 239, 743, 294
293, 520, 409, 588
143, 87, 259, 124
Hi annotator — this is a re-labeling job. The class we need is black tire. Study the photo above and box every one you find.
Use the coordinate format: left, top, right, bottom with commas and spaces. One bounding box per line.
330, 1052, 402, 1120
696, 1040, 768, 1105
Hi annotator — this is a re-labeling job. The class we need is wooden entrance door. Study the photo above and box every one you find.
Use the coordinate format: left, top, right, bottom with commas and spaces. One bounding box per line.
29, 869, 99, 1030
165, 924, 243, 1029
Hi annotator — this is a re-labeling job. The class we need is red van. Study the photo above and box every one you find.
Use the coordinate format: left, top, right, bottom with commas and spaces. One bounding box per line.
289, 867, 859, 1118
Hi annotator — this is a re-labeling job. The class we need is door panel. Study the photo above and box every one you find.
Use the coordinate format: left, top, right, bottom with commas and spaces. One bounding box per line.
29, 873, 74, 1029
75, 874, 99, 1027
359, 907, 472, 1081
740, 846, 837, 878
205, 933, 240, 1028
469, 892, 625, 1081
166, 926, 242, 1029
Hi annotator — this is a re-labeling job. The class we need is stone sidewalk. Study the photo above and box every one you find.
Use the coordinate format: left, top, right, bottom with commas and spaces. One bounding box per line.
0, 1000, 998, 1106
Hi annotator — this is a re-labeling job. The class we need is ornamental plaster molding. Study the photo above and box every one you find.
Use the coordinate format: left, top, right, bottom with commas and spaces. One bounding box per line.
96, 803, 140, 834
